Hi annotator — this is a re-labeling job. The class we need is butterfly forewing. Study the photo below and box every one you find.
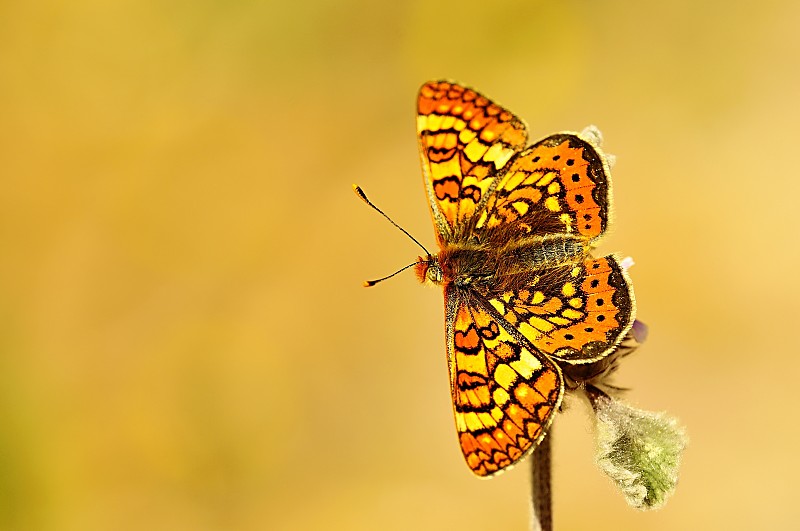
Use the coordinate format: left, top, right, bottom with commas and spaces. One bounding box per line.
417, 81, 528, 240
446, 290, 563, 477
475, 133, 611, 240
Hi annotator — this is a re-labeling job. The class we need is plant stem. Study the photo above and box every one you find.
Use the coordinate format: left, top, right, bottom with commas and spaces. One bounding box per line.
530, 429, 553, 531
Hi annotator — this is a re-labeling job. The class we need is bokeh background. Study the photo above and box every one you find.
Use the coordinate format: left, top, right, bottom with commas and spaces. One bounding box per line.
1, 1, 799, 529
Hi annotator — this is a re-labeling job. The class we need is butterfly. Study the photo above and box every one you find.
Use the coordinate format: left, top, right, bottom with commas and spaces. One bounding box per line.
358, 80, 636, 477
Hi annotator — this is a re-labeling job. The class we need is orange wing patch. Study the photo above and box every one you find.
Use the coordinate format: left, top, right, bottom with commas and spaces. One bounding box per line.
449, 297, 562, 476
486, 256, 635, 364
475, 134, 610, 239
418, 81, 528, 236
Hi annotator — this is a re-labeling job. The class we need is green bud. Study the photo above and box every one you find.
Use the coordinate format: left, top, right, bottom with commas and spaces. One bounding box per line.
592, 395, 687, 510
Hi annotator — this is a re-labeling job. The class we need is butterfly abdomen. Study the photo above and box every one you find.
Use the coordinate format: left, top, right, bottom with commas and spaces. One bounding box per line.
436, 235, 586, 293
512, 236, 585, 269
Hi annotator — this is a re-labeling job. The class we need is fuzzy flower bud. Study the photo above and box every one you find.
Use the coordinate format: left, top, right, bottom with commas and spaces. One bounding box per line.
592, 394, 687, 510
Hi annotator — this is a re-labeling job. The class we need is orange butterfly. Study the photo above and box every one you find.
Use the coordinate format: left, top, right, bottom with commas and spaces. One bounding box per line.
358, 81, 636, 477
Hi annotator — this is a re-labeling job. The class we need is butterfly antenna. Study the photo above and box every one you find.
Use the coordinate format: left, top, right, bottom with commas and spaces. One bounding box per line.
353, 184, 431, 256
363, 261, 418, 288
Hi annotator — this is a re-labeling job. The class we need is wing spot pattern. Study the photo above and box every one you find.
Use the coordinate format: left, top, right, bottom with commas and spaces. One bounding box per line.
486, 257, 633, 360
475, 136, 609, 238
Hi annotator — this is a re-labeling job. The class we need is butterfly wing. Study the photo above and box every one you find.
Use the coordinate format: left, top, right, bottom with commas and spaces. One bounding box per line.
469, 129, 634, 363
484, 256, 635, 364
417, 80, 528, 241
445, 288, 563, 477
474, 133, 612, 241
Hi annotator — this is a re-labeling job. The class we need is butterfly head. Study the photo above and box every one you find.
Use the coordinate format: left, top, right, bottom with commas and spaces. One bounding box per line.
415, 255, 443, 286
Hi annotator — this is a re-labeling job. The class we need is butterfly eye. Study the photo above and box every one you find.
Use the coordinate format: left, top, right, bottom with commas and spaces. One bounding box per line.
427, 263, 443, 284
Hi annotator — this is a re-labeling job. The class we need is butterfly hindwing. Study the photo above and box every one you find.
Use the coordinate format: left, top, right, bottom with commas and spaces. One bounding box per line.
418, 81, 528, 241
484, 256, 635, 364
446, 289, 563, 477
475, 133, 612, 240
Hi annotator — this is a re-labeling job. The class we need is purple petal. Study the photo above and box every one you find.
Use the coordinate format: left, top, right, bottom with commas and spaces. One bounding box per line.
632, 320, 648, 343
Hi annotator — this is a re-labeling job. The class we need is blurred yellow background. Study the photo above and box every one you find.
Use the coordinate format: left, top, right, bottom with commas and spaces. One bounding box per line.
1, 0, 799, 529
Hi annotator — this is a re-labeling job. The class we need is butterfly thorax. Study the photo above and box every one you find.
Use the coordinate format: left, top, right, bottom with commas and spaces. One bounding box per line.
417, 234, 587, 294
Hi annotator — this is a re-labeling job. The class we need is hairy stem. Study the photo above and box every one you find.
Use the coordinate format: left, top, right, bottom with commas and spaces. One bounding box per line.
530, 429, 553, 531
